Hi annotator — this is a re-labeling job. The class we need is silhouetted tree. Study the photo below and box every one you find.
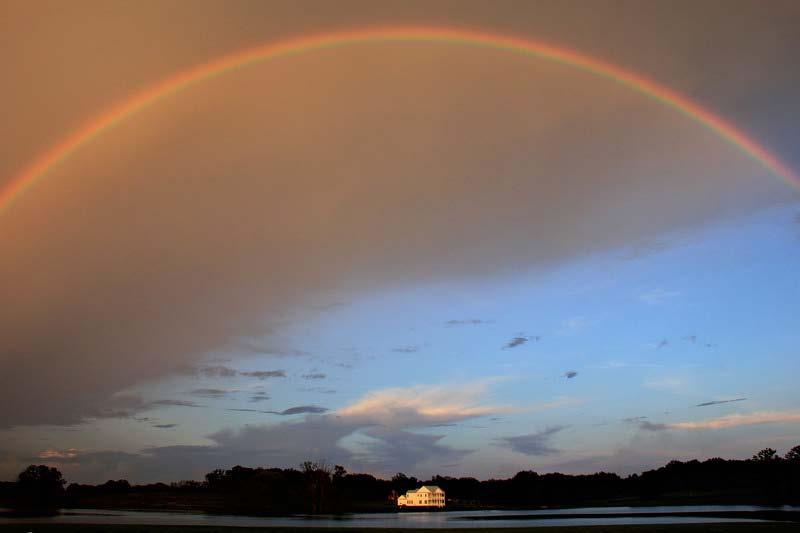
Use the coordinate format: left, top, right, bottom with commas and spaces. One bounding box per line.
752, 448, 780, 462
786, 445, 800, 463
302, 460, 333, 513
14, 465, 66, 510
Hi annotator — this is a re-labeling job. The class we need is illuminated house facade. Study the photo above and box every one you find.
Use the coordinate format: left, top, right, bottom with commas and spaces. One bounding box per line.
396, 485, 445, 507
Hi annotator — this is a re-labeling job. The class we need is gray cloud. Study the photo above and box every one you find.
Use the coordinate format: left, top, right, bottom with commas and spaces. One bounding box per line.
225, 405, 329, 416
20, 414, 469, 482
302, 373, 326, 380
188, 388, 231, 398
623, 416, 649, 423
153, 423, 178, 429
695, 398, 747, 407
497, 426, 567, 456
240, 370, 286, 379
504, 336, 530, 349
639, 421, 670, 431
564, 370, 578, 379
149, 399, 203, 408
193, 366, 238, 378
270, 405, 329, 416
445, 319, 491, 326
300, 387, 338, 394
249, 393, 271, 403
392, 346, 420, 353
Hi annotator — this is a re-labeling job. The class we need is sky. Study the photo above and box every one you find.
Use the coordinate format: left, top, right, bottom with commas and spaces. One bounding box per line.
1, 0, 799, 483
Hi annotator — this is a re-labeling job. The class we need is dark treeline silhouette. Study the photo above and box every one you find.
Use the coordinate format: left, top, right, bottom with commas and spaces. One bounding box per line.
1, 446, 799, 514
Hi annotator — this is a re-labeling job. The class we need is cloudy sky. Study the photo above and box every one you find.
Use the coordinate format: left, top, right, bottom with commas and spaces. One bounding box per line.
1, 0, 799, 483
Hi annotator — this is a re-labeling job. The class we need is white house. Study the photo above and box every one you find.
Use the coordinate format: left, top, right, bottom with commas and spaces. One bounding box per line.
396, 485, 445, 508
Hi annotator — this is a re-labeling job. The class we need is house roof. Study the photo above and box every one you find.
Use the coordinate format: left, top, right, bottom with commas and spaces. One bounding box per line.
405, 485, 444, 497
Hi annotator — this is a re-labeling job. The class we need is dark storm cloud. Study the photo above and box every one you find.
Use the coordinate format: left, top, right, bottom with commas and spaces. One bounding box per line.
695, 398, 747, 407
497, 426, 567, 456
302, 373, 326, 380
25, 416, 470, 483
359, 426, 471, 470
1, 1, 796, 429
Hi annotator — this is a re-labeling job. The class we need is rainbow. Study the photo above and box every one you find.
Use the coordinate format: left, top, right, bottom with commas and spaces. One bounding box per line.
2, 26, 798, 216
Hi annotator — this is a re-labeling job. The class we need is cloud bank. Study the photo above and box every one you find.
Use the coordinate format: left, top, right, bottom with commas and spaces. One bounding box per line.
0, 41, 786, 428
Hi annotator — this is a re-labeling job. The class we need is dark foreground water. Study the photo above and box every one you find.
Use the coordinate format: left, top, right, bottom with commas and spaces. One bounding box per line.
2, 505, 799, 528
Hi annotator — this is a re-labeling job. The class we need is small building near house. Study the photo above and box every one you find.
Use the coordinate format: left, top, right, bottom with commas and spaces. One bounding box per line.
396, 485, 445, 508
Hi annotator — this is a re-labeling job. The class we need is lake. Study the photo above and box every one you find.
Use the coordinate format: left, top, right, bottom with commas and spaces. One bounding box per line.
2, 505, 799, 528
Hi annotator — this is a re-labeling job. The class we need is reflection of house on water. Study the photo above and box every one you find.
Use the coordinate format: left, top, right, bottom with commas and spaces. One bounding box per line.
396, 485, 445, 508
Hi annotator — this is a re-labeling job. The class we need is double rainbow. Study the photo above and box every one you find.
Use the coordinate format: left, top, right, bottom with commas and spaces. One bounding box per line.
2, 26, 797, 216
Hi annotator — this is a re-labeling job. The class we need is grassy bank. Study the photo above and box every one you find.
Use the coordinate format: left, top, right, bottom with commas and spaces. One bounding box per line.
0, 525, 798, 533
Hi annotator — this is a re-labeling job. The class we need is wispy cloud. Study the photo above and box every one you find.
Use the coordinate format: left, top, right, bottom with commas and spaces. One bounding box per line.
302, 372, 326, 380
638, 288, 680, 305
622, 416, 648, 423
557, 316, 588, 335
670, 411, 800, 430
445, 319, 491, 326
639, 421, 670, 431
240, 370, 286, 379
695, 398, 747, 407
336, 380, 508, 427
153, 423, 178, 429
496, 426, 567, 456
38, 448, 80, 460
271, 405, 329, 415
644, 376, 688, 394
188, 388, 232, 398
226, 405, 329, 415
192, 365, 238, 378
504, 336, 530, 349
638, 410, 800, 431
149, 399, 203, 408
392, 346, 421, 353
249, 392, 270, 403
564, 370, 578, 379
525, 396, 584, 413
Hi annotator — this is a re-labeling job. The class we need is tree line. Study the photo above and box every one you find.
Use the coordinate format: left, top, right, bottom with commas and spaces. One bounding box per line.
1, 446, 799, 514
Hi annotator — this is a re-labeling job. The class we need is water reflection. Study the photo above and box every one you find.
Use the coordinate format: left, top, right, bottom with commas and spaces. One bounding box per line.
1, 505, 797, 528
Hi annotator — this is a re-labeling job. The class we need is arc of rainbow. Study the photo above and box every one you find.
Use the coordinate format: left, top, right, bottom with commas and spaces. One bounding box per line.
2, 26, 798, 217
